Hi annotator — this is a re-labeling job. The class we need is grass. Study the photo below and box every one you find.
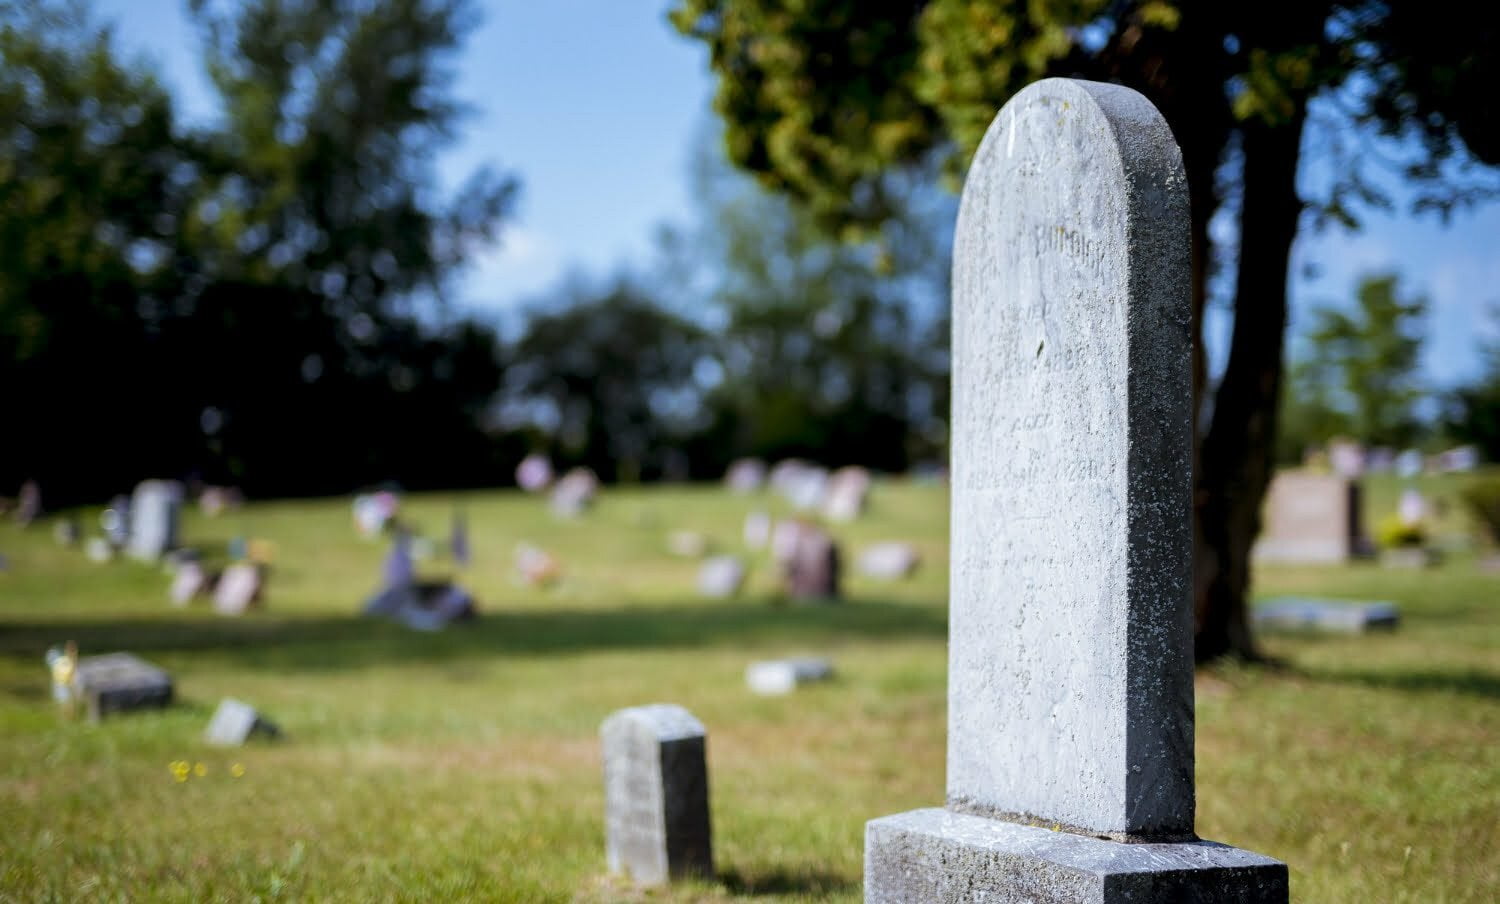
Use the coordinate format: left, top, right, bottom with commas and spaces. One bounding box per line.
0, 477, 1496, 902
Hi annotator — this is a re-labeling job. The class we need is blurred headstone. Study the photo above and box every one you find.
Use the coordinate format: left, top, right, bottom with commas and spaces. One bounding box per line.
85, 536, 114, 563
742, 511, 771, 549
745, 657, 833, 695
15, 480, 40, 526
668, 530, 710, 558
205, 698, 281, 746
352, 490, 399, 538
53, 518, 80, 547
1398, 488, 1427, 527
198, 486, 242, 517
101, 495, 130, 547
516, 453, 554, 492
773, 520, 841, 601
1396, 449, 1423, 478
723, 458, 767, 493
550, 468, 599, 517
696, 556, 745, 598
601, 704, 713, 885
1365, 447, 1395, 473
1437, 445, 1479, 472
170, 561, 210, 606
1327, 439, 1365, 478
1254, 598, 1399, 633
822, 466, 872, 522
515, 543, 561, 587
769, 459, 829, 510
858, 542, 920, 580
127, 480, 181, 562
362, 580, 477, 631
1252, 473, 1367, 564
213, 562, 264, 615
383, 530, 415, 588
74, 652, 173, 722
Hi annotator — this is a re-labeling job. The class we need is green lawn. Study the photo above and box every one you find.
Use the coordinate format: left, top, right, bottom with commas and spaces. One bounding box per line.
1, 479, 1496, 902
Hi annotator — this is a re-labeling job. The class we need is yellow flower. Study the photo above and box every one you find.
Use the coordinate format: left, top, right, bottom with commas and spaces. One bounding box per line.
193, 762, 207, 777
231, 763, 246, 778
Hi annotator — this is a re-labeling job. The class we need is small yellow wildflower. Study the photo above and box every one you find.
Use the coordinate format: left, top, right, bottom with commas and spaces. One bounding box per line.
193, 762, 207, 777
231, 763, 246, 778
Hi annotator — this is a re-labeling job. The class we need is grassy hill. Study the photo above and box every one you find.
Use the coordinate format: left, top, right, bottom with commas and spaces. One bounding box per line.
1, 478, 1496, 901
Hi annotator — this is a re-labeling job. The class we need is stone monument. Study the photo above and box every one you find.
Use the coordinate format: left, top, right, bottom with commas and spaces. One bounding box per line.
1253, 472, 1366, 564
863, 79, 1287, 902
601, 703, 713, 885
127, 480, 181, 562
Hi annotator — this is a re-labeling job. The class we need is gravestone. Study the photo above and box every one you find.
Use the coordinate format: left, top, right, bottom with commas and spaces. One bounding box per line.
550, 467, 599, 517
205, 698, 281, 746
724, 458, 767, 493
1254, 597, 1399, 633
696, 555, 745, 598
516, 452, 554, 492
170, 561, 210, 606
127, 480, 181, 561
822, 466, 871, 522
773, 520, 840, 601
857, 542, 920, 580
15, 480, 40, 526
1253, 473, 1366, 564
745, 657, 833, 695
742, 511, 771, 549
213, 562, 263, 615
1328, 439, 1365, 478
363, 581, 476, 631
864, 79, 1287, 902
74, 652, 173, 722
601, 704, 713, 885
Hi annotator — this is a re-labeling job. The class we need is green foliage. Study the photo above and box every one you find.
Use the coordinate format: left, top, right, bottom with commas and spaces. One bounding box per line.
1442, 306, 1500, 461
1300, 273, 1427, 447
1459, 477, 1500, 545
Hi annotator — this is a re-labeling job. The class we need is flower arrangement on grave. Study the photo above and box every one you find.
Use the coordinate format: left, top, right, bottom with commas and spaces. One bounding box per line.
1375, 515, 1427, 550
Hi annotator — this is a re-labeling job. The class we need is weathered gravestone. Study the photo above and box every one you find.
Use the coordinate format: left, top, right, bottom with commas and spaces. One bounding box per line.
1252, 472, 1367, 564
745, 657, 833, 695
697, 555, 746, 598
214, 562, 264, 615
857, 542, 920, 580
551, 467, 600, 517
601, 704, 713, 885
772, 519, 841, 601
822, 466, 872, 522
74, 652, 173, 722
205, 698, 281, 746
724, 457, 767, 493
864, 79, 1287, 902
127, 480, 181, 561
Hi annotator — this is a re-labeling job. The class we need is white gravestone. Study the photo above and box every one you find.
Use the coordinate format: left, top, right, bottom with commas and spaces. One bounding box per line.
863, 79, 1286, 902
127, 480, 181, 561
601, 704, 713, 885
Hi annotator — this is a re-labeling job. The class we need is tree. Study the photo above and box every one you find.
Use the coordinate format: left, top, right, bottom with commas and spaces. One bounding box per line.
1443, 306, 1500, 462
1307, 274, 1426, 445
670, 0, 1500, 661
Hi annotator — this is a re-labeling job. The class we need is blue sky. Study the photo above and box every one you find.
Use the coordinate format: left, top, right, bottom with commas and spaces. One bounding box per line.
94, 0, 1500, 388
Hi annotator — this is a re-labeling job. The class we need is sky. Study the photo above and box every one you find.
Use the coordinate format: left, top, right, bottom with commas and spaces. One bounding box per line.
92, 0, 1500, 389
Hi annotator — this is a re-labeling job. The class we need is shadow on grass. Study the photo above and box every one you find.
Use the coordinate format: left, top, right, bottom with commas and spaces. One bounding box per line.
0, 597, 946, 674
718, 865, 859, 897
1304, 666, 1500, 700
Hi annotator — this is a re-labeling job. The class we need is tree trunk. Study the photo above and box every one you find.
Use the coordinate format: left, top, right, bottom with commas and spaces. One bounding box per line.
1193, 111, 1309, 662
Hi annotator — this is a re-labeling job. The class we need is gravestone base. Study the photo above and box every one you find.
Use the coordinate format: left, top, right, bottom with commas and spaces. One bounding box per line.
865, 809, 1286, 904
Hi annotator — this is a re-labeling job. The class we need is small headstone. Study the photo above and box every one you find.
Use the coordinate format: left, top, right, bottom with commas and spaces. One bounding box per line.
352, 490, 399, 537
213, 562, 263, 615
1396, 449, 1424, 478
1253, 473, 1367, 564
127, 480, 182, 561
667, 530, 710, 558
1328, 439, 1365, 478
745, 657, 833, 695
769, 459, 829, 510
362, 581, 477, 630
198, 486, 242, 517
514, 543, 561, 587
696, 556, 746, 598
742, 511, 771, 549
15, 480, 40, 526
773, 520, 840, 601
383, 531, 415, 588
1254, 597, 1400, 633
822, 466, 871, 522
516, 453, 554, 492
85, 536, 114, 563
1437, 444, 1480, 472
74, 652, 173, 722
723, 458, 767, 493
601, 704, 713, 885
1398, 488, 1427, 526
864, 79, 1285, 902
205, 698, 281, 746
857, 542, 920, 580
170, 561, 209, 606
550, 467, 599, 517
53, 518, 80, 547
